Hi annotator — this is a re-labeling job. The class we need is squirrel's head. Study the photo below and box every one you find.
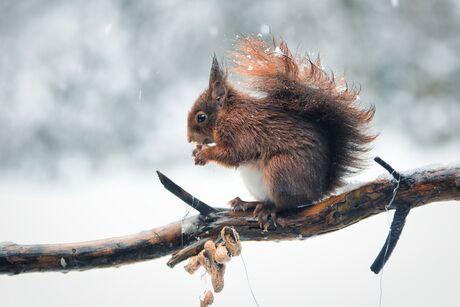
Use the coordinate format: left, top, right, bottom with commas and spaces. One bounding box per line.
187, 55, 228, 145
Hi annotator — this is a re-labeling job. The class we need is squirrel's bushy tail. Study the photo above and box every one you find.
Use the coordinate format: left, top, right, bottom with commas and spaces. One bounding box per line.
231, 37, 376, 190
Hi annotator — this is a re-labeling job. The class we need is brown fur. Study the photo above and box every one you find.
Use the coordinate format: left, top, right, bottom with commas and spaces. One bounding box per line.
187, 37, 376, 213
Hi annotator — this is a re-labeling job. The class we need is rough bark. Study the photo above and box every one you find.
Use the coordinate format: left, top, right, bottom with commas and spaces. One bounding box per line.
0, 164, 458, 275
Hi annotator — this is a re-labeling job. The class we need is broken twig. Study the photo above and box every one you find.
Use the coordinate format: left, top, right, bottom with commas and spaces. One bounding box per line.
156, 171, 218, 215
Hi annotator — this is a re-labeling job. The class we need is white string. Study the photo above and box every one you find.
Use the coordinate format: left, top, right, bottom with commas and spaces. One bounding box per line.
378, 174, 401, 307
181, 197, 193, 248
240, 253, 261, 307
386, 171, 400, 211
230, 227, 261, 307
199, 271, 210, 302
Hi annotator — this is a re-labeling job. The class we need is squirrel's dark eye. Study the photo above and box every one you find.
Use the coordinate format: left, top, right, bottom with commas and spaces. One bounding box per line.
196, 112, 207, 123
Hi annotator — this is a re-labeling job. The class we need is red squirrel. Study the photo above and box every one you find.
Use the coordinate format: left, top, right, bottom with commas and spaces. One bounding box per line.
187, 37, 376, 230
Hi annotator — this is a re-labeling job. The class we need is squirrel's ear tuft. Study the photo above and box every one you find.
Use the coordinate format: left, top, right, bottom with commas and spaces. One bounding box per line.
209, 54, 227, 105
209, 54, 224, 84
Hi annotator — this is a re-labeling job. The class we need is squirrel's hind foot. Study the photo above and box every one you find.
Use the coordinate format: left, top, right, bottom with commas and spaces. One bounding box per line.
228, 197, 258, 212
253, 203, 277, 232
228, 197, 278, 231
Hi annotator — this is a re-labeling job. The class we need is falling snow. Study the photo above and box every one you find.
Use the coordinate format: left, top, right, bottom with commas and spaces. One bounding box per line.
260, 24, 270, 35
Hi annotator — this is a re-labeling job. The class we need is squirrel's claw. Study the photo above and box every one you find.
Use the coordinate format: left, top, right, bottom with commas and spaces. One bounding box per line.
228, 197, 244, 211
194, 155, 208, 165
193, 146, 208, 166
228, 197, 260, 211
192, 144, 203, 157
253, 203, 277, 232
228, 197, 258, 212
228, 198, 277, 231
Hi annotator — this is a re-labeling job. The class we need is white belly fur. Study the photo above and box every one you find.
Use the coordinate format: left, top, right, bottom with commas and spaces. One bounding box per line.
238, 163, 271, 202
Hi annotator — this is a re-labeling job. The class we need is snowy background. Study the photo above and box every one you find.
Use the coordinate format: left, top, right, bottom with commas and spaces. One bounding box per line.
0, 1, 459, 306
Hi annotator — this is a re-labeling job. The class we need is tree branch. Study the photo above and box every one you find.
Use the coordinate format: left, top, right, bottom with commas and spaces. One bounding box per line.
156, 171, 218, 215
1, 164, 459, 275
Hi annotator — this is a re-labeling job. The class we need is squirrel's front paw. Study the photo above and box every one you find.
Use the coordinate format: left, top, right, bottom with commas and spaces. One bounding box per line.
192, 144, 203, 158
194, 148, 209, 166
